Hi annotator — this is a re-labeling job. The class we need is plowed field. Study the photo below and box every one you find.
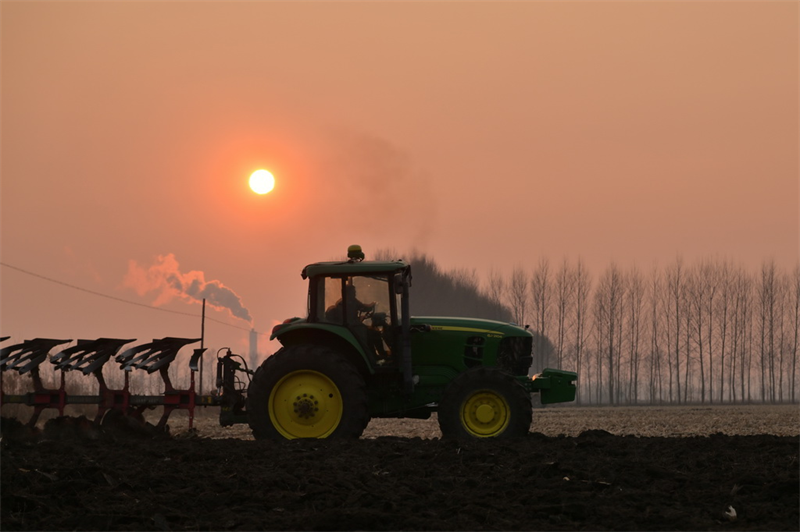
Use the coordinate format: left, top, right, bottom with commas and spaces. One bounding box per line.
2, 405, 798, 531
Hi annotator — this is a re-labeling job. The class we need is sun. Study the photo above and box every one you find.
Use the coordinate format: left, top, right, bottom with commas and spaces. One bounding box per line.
249, 169, 275, 195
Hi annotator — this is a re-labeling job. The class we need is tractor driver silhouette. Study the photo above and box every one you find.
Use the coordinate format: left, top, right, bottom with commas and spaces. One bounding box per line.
325, 283, 375, 325
325, 282, 389, 362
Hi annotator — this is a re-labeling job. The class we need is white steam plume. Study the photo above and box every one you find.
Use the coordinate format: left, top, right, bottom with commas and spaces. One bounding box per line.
123, 254, 252, 323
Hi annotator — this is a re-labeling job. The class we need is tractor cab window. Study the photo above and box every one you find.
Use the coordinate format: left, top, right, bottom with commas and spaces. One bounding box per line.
318, 277, 345, 324
318, 275, 396, 365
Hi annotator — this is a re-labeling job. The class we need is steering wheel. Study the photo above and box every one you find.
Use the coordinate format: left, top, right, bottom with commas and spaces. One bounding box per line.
358, 304, 376, 323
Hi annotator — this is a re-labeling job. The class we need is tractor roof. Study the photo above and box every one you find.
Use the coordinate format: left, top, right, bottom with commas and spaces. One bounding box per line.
302, 259, 408, 279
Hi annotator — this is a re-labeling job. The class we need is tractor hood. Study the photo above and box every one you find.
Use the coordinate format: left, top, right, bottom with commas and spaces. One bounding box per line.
409, 316, 531, 339
407, 316, 534, 375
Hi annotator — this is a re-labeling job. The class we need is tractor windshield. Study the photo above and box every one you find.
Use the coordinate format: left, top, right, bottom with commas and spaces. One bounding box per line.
316, 275, 396, 363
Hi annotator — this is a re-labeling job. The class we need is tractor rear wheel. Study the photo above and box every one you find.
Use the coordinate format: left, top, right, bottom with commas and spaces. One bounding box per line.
247, 344, 369, 440
438, 367, 532, 439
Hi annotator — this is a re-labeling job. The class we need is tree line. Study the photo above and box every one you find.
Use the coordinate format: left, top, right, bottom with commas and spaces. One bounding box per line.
3, 253, 797, 409
381, 250, 799, 405
483, 257, 800, 405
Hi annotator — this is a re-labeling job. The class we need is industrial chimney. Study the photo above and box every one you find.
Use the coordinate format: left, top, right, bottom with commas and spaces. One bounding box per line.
249, 328, 258, 369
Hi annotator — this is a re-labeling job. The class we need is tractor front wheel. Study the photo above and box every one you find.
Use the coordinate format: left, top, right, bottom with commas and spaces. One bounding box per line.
438, 367, 532, 439
247, 345, 369, 440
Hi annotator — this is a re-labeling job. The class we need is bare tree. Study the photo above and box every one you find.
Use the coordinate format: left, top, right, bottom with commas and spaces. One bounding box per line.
594, 264, 624, 404
791, 264, 800, 403
686, 268, 703, 402
487, 268, 506, 309
591, 297, 605, 404
647, 264, 665, 404
732, 270, 754, 402
625, 266, 645, 404
664, 258, 686, 403
776, 271, 789, 402
573, 258, 592, 404
704, 261, 719, 403
683, 291, 693, 403
553, 259, 576, 370
715, 260, 733, 403
530, 258, 553, 370
687, 261, 718, 403
507, 265, 529, 328
757, 260, 779, 402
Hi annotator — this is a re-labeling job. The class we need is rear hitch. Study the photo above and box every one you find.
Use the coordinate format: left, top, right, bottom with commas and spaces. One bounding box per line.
215, 349, 253, 426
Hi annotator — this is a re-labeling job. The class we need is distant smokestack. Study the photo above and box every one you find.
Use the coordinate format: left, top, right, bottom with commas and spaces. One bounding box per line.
249, 328, 258, 369
123, 253, 252, 323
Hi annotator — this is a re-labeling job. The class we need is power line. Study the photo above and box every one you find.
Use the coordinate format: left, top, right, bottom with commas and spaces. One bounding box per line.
0, 261, 258, 334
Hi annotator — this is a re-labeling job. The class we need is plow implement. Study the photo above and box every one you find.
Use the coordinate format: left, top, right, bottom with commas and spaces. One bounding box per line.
0, 336, 251, 431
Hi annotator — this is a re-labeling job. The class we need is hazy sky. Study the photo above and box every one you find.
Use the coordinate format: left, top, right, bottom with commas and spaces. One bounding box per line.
2, 1, 798, 357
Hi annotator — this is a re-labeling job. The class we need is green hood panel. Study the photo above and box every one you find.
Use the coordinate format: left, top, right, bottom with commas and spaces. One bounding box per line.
410, 317, 530, 339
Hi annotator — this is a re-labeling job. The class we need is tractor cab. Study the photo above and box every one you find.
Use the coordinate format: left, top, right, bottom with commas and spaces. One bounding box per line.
310, 272, 399, 367
271, 246, 414, 385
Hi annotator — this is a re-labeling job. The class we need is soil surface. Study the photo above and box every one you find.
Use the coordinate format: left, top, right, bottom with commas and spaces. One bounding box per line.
2, 415, 798, 531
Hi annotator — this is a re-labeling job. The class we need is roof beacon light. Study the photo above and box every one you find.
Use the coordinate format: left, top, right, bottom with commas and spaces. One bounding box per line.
347, 245, 365, 262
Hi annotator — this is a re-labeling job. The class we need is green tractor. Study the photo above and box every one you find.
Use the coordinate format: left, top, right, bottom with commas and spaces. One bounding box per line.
244, 245, 576, 440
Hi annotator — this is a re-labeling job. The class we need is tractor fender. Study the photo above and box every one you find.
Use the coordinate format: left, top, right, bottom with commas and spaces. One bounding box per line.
272, 322, 374, 375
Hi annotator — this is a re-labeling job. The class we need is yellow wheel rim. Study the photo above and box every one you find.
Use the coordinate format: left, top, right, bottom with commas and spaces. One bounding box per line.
268, 370, 342, 439
460, 390, 510, 437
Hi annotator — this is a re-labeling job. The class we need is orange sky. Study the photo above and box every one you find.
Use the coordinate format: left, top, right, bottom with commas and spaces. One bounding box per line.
2, 1, 798, 356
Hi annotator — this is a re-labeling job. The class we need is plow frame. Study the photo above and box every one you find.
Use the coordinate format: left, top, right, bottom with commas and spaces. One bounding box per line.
0, 336, 251, 431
